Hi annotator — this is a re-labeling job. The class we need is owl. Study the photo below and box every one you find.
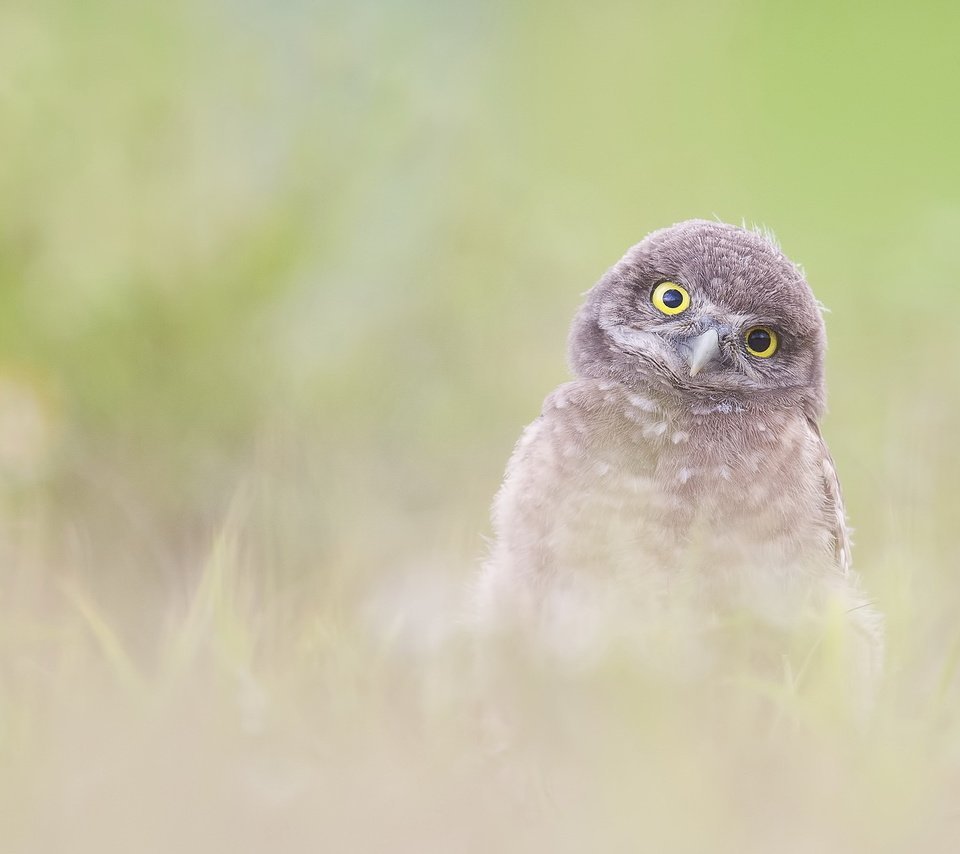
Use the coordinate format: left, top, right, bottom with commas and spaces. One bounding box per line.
475, 220, 881, 680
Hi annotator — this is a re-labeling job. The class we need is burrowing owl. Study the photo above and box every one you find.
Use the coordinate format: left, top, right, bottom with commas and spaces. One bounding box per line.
475, 220, 881, 677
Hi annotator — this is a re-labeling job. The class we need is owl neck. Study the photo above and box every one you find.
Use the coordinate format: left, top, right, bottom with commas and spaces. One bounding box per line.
625, 375, 824, 423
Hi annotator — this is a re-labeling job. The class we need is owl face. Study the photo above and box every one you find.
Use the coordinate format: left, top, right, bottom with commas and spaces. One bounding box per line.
568, 220, 828, 416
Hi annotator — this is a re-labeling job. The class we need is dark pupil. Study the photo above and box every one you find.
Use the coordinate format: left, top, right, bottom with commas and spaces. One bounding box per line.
661, 288, 683, 309
748, 329, 771, 352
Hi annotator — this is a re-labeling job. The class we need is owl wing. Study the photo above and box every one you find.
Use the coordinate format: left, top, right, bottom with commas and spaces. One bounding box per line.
806, 417, 852, 574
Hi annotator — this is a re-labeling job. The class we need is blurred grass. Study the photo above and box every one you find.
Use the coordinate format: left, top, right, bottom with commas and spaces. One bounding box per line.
0, 0, 960, 850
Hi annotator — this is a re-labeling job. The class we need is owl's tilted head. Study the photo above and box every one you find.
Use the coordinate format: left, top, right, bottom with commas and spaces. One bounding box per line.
569, 220, 827, 417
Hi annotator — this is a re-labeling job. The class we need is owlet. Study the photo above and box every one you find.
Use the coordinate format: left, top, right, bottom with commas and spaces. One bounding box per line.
475, 220, 881, 677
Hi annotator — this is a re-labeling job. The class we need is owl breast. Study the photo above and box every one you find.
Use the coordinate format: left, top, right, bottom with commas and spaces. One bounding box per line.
483, 380, 838, 631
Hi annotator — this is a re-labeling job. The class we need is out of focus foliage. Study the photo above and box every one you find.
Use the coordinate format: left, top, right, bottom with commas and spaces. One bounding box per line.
1, 1, 960, 850
3, 0, 959, 594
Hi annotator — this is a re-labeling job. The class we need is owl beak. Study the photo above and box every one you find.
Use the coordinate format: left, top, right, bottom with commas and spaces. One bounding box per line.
687, 328, 722, 377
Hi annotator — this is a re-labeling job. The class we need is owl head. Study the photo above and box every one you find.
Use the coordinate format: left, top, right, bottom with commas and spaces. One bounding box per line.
568, 220, 827, 418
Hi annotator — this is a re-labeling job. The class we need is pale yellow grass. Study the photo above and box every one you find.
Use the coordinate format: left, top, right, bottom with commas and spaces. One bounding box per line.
2, 489, 959, 854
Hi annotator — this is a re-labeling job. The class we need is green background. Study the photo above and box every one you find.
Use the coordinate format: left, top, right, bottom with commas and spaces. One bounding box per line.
2, 0, 958, 638
4, 3, 960, 850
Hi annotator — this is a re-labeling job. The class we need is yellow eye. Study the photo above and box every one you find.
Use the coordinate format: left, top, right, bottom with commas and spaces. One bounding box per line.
744, 326, 778, 357
651, 282, 690, 315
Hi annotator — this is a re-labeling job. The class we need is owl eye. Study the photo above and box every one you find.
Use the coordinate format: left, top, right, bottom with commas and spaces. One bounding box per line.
744, 326, 779, 358
651, 282, 690, 316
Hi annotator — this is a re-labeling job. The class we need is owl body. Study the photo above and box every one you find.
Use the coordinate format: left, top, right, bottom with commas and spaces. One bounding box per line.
476, 220, 880, 672
477, 377, 856, 652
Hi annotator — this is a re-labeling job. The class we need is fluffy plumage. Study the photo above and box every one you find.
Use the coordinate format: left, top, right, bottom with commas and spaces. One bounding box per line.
476, 220, 881, 675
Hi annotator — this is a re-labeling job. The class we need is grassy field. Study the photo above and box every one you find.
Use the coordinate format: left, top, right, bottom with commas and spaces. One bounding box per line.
2, 0, 960, 851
